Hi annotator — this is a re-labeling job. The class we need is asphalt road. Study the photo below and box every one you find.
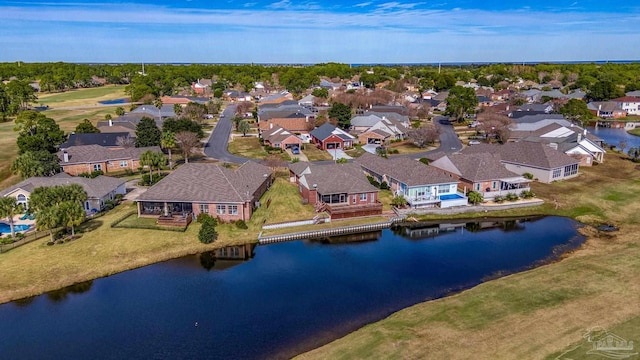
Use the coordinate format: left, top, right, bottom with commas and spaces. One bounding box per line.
203, 104, 251, 163
405, 115, 463, 159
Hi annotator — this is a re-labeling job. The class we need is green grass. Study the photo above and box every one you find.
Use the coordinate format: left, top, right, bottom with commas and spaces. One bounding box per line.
303, 144, 333, 161
627, 128, 640, 136
38, 85, 127, 106
227, 137, 291, 161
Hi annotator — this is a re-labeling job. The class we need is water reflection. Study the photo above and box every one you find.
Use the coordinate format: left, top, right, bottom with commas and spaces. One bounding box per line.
199, 243, 256, 271
309, 231, 381, 244
46, 280, 94, 302
394, 217, 535, 240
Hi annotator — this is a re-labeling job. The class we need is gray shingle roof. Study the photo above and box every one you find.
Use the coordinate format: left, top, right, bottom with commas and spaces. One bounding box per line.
441, 153, 520, 181
61, 132, 133, 148
136, 162, 271, 203
461, 142, 579, 169
58, 145, 161, 164
0, 173, 124, 200
355, 153, 454, 186
296, 162, 377, 195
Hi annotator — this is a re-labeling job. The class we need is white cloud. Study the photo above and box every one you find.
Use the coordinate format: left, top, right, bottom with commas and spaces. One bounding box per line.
269, 0, 291, 9
354, 2, 372, 7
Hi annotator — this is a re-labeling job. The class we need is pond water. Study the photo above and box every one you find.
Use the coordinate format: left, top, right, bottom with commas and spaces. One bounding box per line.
98, 98, 129, 105
0, 216, 584, 360
589, 126, 640, 153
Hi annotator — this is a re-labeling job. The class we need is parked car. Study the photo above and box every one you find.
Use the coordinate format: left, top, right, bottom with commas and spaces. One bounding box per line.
468, 140, 481, 145
291, 146, 300, 155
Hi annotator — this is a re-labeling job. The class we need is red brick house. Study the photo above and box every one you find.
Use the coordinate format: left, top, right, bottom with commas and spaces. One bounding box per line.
288, 162, 381, 219
57, 145, 162, 176
136, 161, 273, 222
309, 123, 355, 150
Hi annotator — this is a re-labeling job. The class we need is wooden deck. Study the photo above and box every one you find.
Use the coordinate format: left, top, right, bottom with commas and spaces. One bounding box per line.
156, 213, 193, 227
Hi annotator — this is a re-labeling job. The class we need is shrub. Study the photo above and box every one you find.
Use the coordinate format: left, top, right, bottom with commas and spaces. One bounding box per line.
336, 157, 348, 164
366, 175, 380, 188
78, 170, 104, 179
493, 195, 505, 203
197, 213, 217, 225
505, 193, 519, 201
380, 181, 389, 190
520, 190, 535, 199
419, 158, 430, 165
198, 218, 218, 244
139, 173, 166, 186
523, 172, 534, 180
291, 157, 300, 163
467, 191, 484, 205
235, 220, 248, 229
388, 149, 399, 154
391, 195, 408, 207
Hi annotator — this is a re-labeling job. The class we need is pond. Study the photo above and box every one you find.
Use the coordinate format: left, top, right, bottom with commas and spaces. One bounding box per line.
98, 98, 129, 105
0, 216, 584, 360
589, 126, 640, 153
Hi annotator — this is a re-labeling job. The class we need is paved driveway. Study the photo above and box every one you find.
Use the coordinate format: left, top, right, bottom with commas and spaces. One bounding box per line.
330, 149, 352, 160
123, 179, 146, 201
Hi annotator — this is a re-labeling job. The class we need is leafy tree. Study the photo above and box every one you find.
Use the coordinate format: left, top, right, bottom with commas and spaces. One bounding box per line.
161, 131, 176, 169
173, 104, 183, 117
445, 86, 478, 122
140, 150, 165, 179
115, 106, 125, 116
75, 119, 100, 133
11, 150, 60, 178
312, 87, 329, 98
238, 120, 251, 136
135, 117, 161, 147
467, 191, 484, 205
162, 118, 204, 138
328, 102, 352, 129
232, 116, 243, 131
14, 111, 66, 154
0, 197, 25, 238
391, 195, 407, 207
175, 131, 200, 163
5, 80, 37, 114
628, 147, 640, 161
30, 184, 88, 241
182, 102, 206, 123
559, 99, 594, 127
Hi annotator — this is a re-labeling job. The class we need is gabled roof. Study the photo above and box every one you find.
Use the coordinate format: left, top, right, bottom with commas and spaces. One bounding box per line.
587, 101, 624, 112
137, 161, 271, 203
131, 104, 176, 118
58, 145, 161, 164
355, 152, 455, 187
295, 162, 377, 195
461, 142, 579, 169
432, 153, 521, 182
310, 123, 355, 142
611, 96, 640, 103
0, 172, 125, 200
61, 132, 133, 148
262, 125, 301, 145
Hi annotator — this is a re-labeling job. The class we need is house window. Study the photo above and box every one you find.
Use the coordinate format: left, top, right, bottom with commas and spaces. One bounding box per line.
216, 204, 226, 215
476, 183, 481, 191
199, 204, 209, 214
360, 193, 367, 201
120, 161, 128, 167
492, 181, 497, 189
353, 195, 357, 203
564, 164, 578, 176
417, 191, 425, 198
229, 205, 238, 215
552, 168, 562, 178
93, 164, 102, 171
438, 184, 450, 193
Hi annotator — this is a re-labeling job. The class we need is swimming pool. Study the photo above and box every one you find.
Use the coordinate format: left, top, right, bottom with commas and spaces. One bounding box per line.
439, 193, 465, 200
0, 223, 31, 234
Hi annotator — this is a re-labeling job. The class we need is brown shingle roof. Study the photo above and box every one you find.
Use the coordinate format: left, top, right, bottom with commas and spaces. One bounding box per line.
58, 145, 161, 164
0, 173, 124, 200
356, 153, 454, 186
136, 161, 271, 203
299, 162, 377, 195
444, 153, 520, 181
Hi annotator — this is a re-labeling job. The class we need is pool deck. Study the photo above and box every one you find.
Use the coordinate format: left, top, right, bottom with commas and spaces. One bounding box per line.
0, 215, 36, 237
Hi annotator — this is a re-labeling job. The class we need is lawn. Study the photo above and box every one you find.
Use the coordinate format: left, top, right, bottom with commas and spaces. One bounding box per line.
297, 153, 640, 360
227, 136, 290, 161
37, 85, 127, 108
627, 128, 640, 136
303, 144, 334, 161
387, 140, 436, 154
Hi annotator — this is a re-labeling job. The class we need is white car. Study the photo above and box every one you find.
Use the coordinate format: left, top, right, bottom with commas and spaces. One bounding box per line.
468, 140, 481, 145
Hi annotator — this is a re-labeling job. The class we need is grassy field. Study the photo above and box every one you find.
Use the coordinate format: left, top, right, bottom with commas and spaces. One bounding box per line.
627, 128, 640, 137
303, 144, 334, 161
298, 153, 640, 360
37, 85, 127, 108
387, 140, 436, 154
0, 86, 129, 188
227, 136, 291, 161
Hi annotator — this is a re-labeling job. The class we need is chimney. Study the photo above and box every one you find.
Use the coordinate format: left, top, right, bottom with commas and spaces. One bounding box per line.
108, 119, 113, 127
577, 133, 582, 142
63, 150, 69, 162
598, 104, 602, 110
269, 123, 273, 129
548, 143, 558, 150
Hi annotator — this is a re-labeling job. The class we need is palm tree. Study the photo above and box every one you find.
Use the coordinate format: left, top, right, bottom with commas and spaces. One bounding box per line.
139, 150, 156, 180
36, 207, 58, 243
59, 201, 85, 237
151, 151, 167, 178
0, 197, 24, 238
160, 131, 176, 169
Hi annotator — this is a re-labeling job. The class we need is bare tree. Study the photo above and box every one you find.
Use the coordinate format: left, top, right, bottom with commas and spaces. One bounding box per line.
182, 102, 206, 124
619, 140, 628, 153
264, 154, 285, 172
116, 134, 135, 148
235, 101, 255, 117
175, 131, 200, 164
407, 126, 441, 148
477, 111, 512, 143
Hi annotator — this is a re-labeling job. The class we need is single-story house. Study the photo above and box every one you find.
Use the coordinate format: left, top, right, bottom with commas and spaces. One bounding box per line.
461, 142, 580, 183
429, 153, 531, 200
261, 125, 303, 150
587, 101, 627, 118
58, 144, 162, 176
519, 123, 605, 166
0, 172, 126, 213
60, 132, 134, 149
288, 162, 382, 219
310, 123, 355, 150
355, 153, 468, 208
610, 96, 640, 116
136, 161, 272, 222
351, 114, 409, 143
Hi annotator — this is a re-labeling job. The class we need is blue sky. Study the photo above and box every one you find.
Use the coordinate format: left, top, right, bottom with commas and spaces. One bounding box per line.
1, 0, 638, 63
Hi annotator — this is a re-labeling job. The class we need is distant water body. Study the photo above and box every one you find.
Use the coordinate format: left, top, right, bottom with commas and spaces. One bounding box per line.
84, 60, 640, 66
